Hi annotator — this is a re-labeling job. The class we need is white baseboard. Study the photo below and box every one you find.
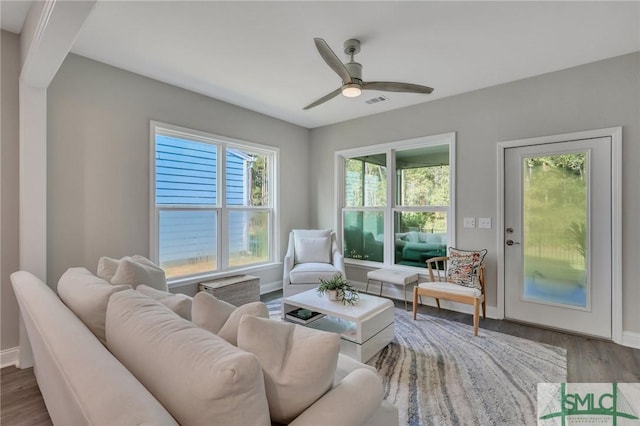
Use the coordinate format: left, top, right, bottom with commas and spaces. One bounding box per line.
1, 347, 19, 368
260, 280, 282, 295
622, 331, 640, 349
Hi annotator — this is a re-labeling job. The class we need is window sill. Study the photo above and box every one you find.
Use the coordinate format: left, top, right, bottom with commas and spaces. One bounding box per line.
168, 262, 282, 289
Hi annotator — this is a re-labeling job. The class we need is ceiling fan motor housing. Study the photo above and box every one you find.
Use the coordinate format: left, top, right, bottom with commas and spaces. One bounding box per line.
345, 61, 362, 82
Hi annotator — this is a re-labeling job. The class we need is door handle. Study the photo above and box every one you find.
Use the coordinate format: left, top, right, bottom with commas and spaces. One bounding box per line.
506, 240, 520, 246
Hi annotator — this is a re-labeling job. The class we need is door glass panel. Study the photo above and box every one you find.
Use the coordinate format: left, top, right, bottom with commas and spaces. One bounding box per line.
522, 152, 587, 307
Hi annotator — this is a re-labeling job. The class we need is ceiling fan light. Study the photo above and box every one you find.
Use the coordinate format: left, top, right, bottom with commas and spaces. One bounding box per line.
342, 83, 362, 98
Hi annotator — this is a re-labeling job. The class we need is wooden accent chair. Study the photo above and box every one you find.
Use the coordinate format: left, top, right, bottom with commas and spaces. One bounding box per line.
412, 256, 486, 336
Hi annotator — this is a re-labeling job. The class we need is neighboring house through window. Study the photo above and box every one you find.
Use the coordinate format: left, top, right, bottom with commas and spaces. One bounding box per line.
337, 133, 455, 269
150, 121, 277, 281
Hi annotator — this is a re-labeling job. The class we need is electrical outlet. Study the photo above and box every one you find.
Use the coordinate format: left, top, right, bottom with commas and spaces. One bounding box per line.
479, 217, 492, 229
463, 217, 476, 228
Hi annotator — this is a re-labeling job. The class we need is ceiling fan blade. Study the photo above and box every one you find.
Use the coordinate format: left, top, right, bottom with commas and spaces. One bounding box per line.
362, 81, 434, 94
303, 88, 342, 110
314, 38, 352, 84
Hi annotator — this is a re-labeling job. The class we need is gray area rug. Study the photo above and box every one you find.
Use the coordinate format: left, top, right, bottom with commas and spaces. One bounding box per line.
267, 300, 567, 426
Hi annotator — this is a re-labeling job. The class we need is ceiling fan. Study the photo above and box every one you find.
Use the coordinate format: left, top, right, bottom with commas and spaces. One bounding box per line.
303, 38, 434, 110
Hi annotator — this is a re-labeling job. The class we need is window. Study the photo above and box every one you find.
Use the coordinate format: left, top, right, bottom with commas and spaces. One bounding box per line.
151, 122, 276, 280
338, 134, 455, 269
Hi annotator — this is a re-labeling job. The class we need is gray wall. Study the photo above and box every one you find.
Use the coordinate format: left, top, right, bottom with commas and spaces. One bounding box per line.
310, 52, 640, 333
47, 54, 310, 293
1, 30, 21, 352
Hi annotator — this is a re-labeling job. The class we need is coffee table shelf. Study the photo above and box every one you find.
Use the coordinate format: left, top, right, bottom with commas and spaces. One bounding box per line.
282, 289, 395, 362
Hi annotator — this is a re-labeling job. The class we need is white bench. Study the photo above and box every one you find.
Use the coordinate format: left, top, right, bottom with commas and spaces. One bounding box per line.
366, 269, 419, 310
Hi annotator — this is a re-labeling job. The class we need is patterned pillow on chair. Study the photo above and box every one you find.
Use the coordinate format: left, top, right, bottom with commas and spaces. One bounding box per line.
447, 248, 488, 289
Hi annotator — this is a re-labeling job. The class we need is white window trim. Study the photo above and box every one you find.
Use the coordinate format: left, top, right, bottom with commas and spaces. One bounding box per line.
149, 120, 280, 286
335, 132, 456, 270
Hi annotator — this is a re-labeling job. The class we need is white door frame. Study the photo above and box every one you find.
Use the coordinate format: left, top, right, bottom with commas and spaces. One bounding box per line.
496, 127, 622, 344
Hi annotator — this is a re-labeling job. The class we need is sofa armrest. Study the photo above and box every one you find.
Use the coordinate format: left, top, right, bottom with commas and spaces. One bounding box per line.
289, 368, 383, 426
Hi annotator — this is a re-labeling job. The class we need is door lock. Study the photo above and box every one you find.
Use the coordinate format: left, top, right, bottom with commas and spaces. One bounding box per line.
506, 240, 520, 246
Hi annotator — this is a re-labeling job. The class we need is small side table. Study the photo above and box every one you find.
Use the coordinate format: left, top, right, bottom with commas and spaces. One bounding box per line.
366, 269, 418, 310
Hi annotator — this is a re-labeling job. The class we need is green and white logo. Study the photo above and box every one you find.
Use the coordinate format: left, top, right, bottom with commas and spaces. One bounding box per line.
538, 383, 640, 425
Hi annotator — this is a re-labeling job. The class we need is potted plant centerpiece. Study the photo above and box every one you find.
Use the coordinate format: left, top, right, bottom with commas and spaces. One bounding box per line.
317, 274, 359, 305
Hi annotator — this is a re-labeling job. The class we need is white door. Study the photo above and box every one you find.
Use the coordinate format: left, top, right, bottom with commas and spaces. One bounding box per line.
504, 137, 612, 338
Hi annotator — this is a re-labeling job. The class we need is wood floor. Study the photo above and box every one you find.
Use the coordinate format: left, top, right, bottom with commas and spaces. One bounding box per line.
2, 291, 639, 425
1, 366, 52, 426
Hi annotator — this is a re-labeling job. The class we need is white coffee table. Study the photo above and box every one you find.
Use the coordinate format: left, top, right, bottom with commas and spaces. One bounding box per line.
282, 289, 395, 362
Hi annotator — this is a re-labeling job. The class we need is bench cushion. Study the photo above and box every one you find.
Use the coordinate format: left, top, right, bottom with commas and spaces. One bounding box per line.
367, 269, 418, 285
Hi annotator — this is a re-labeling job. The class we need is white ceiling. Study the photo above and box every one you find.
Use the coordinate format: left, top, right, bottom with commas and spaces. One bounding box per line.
2, 1, 639, 129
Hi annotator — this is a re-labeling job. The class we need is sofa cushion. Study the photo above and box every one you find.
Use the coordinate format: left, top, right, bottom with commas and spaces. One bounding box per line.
106, 290, 270, 426
289, 262, 341, 284
426, 233, 442, 244
110, 256, 168, 291
237, 315, 340, 424
57, 267, 131, 345
96, 256, 120, 282
447, 247, 488, 289
293, 229, 331, 264
192, 291, 268, 346
418, 281, 482, 297
136, 284, 192, 321
405, 231, 420, 243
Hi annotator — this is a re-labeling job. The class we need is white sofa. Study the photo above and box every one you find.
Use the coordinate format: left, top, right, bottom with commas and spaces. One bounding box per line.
11, 268, 398, 426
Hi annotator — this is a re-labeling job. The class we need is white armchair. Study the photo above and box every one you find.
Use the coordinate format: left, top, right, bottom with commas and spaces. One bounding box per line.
283, 230, 346, 297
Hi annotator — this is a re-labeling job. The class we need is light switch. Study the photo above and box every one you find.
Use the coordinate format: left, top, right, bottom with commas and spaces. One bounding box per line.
479, 217, 492, 229
463, 217, 476, 228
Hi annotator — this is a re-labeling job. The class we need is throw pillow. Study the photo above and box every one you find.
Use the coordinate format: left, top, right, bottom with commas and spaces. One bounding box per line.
57, 267, 131, 344
447, 247, 488, 289
192, 291, 268, 346
293, 229, 331, 264
131, 255, 159, 268
136, 285, 192, 321
237, 315, 340, 424
106, 290, 271, 426
295, 237, 331, 264
97, 256, 120, 282
111, 256, 168, 291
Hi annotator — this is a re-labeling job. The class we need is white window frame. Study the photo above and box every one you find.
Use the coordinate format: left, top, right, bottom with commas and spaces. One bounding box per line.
150, 121, 279, 286
335, 132, 456, 270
